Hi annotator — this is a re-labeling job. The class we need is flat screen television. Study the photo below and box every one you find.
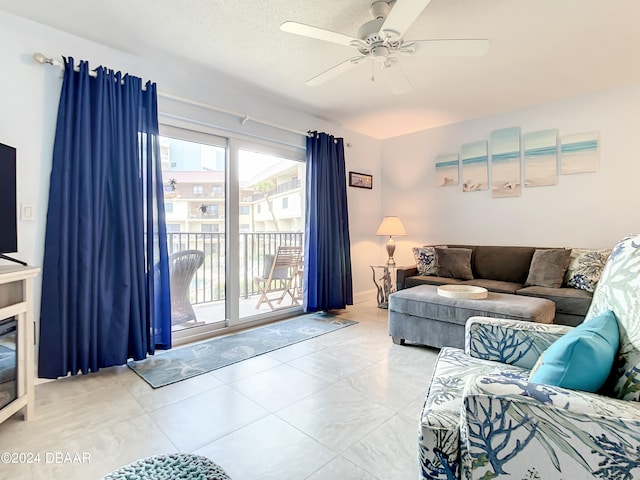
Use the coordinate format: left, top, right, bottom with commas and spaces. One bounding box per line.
0, 143, 21, 264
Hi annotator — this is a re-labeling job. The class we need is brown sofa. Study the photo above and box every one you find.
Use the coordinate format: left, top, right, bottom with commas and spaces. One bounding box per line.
396, 245, 593, 326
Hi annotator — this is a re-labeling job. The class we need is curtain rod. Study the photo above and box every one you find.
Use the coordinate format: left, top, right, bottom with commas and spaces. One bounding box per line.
32, 52, 310, 138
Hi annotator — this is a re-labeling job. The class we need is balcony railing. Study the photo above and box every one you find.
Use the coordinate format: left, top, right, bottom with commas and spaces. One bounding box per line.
250, 178, 301, 202
167, 231, 303, 305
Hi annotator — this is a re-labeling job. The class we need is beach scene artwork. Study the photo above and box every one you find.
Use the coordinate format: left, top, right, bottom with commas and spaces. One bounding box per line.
490, 127, 521, 198
461, 141, 488, 192
560, 131, 599, 174
524, 129, 558, 187
435, 154, 459, 186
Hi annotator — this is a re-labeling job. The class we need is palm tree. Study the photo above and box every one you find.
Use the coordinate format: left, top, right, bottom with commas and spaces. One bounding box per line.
255, 180, 279, 231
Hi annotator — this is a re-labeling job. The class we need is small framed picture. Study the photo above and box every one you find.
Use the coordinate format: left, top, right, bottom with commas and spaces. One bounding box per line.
349, 171, 373, 189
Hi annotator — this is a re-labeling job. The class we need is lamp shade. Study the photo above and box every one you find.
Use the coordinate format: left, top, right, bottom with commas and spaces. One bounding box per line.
376, 216, 407, 236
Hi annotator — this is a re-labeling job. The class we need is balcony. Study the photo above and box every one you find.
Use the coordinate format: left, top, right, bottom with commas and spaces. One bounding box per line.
167, 231, 304, 330
250, 178, 300, 201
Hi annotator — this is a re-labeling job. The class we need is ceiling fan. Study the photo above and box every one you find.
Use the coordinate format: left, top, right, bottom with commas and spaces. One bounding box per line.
281, 0, 490, 94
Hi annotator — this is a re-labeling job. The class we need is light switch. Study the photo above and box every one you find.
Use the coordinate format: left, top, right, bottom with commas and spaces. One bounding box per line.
21, 204, 35, 221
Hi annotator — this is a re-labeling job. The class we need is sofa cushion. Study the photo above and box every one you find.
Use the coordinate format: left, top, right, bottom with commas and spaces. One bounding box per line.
461, 279, 524, 294
525, 248, 571, 288
473, 246, 535, 284
584, 234, 640, 401
564, 248, 611, 293
516, 286, 592, 316
529, 310, 619, 392
405, 275, 463, 289
436, 247, 474, 280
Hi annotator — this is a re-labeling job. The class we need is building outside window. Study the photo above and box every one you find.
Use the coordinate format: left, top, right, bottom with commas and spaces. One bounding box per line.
201, 224, 219, 233
193, 184, 203, 196
282, 197, 288, 209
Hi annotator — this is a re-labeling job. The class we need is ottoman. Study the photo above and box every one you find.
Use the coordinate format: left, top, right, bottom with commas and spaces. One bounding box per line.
104, 453, 231, 479
388, 285, 555, 349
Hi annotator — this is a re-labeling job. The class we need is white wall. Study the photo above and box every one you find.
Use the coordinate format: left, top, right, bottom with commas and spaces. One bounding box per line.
344, 136, 383, 303
381, 85, 640, 268
0, 11, 383, 316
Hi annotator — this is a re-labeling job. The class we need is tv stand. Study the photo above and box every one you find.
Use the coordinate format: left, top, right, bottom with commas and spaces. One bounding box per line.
0, 265, 39, 424
0, 254, 27, 266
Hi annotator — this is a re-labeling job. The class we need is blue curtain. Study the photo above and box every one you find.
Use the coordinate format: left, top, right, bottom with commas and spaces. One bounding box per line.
304, 131, 353, 312
38, 58, 171, 379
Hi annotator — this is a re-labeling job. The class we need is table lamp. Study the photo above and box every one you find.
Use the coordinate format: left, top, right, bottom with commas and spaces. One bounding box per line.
376, 216, 406, 266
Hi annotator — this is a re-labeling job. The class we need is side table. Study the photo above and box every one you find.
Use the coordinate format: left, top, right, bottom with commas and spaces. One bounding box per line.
370, 264, 395, 309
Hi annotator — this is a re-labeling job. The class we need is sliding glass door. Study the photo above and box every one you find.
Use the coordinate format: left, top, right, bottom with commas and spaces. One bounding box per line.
236, 146, 306, 323
159, 129, 227, 341
159, 127, 305, 341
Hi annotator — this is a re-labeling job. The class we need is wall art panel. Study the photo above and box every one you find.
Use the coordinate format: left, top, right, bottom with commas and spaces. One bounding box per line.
461, 141, 488, 192
560, 131, 599, 174
491, 127, 521, 198
435, 154, 459, 186
523, 129, 558, 187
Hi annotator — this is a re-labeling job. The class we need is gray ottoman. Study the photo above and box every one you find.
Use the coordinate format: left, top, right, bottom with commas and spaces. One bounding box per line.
388, 285, 555, 349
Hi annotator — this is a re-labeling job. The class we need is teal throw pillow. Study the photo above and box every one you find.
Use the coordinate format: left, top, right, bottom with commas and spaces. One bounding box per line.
529, 310, 619, 392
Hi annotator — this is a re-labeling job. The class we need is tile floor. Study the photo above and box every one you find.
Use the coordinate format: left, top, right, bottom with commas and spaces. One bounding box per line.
0, 300, 439, 480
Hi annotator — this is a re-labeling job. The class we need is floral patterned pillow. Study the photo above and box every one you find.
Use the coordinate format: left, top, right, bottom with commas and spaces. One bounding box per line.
412, 246, 446, 275
564, 248, 611, 292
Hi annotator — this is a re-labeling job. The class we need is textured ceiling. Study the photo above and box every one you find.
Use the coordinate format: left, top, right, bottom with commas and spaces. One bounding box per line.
1, 0, 640, 139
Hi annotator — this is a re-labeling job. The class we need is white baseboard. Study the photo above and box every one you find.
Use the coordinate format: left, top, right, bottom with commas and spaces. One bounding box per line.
353, 289, 377, 304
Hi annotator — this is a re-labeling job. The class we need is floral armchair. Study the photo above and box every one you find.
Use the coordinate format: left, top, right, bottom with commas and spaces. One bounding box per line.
419, 234, 640, 480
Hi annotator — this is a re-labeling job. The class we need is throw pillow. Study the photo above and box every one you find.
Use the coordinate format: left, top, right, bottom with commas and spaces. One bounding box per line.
564, 248, 611, 293
435, 247, 473, 280
412, 246, 438, 276
412, 245, 447, 276
525, 248, 571, 288
529, 310, 619, 392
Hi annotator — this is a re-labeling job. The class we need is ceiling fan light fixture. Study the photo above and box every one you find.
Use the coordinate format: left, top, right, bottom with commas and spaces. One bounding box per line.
372, 45, 389, 59
382, 57, 398, 69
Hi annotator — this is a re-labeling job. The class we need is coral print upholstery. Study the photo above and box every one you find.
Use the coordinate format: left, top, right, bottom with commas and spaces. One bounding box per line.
418, 234, 640, 480
585, 235, 640, 401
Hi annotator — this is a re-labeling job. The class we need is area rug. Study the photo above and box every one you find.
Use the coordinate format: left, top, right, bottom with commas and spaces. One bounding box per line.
104, 453, 230, 479
128, 313, 357, 388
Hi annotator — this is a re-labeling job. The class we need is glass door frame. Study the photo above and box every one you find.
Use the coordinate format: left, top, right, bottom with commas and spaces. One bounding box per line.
229, 138, 306, 328
159, 125, 228, 344
159, 124, 306, 344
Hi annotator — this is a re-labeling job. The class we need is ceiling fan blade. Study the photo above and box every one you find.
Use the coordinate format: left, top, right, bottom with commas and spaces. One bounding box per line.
306, 56, 365, 86
409, 39, 491, 56
380, 0, 432, 40
384, 62, 412, 95
281, 21, 358, 47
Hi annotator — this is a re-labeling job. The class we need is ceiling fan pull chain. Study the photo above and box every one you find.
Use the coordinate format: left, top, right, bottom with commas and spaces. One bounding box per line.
371, 60, 375, 83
